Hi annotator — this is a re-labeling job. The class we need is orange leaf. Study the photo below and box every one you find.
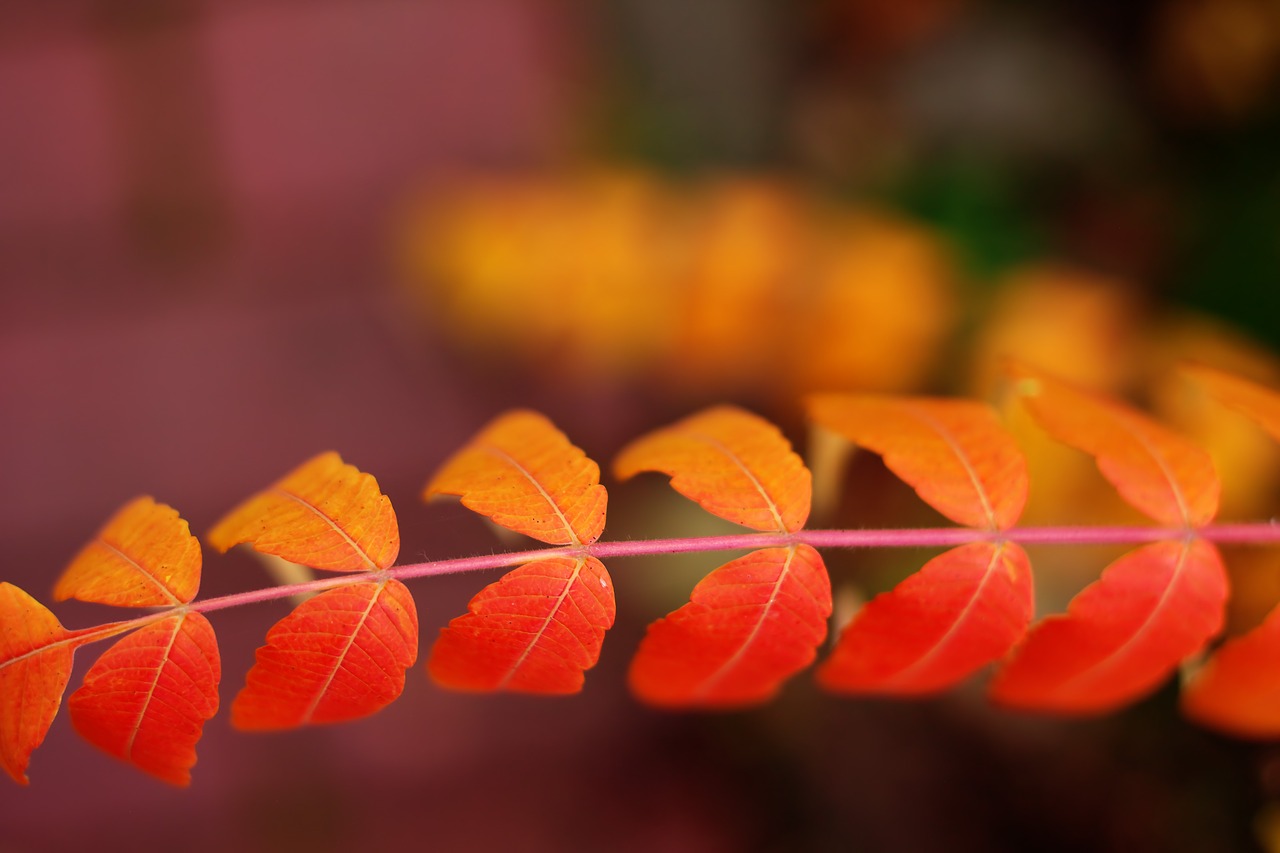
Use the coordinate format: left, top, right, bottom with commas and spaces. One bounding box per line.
69, 612, 219, 786
1181, 602, 1280, 738
1183, 364, 1280, 444
0, 583, 77, 785
629, 545, 831, 708
989, 539, 1227, 714
807, 395, 1028, 529
425, 411, 607, 546
428, 556, 615, 694
817, 542, 1033, 695
1009, 363, 1220, 526
232, 579, 417, 730
614, 406, 811, 533
55, 497, 201, 607
209, 452, 399, 572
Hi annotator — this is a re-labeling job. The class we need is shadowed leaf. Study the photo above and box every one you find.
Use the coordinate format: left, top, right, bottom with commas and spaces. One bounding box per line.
232, 579, 417, 730
807, 395, 1028, 529
56, 497, 201, 607
1009, 363, 1220, 526
629, 545, 831, 707
69, 613, 220, 786
990, 539, 1227, 714
0, 584, 78, 785
428, 556, 615, 694
426, 411, 607, 546
209, 452, 399, 572
818, 542, 1033, 695
615, 406, 811, 533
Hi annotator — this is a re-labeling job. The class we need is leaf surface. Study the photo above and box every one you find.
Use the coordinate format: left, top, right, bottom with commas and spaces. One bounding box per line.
426, 411, 606, 545
428, 556, 614, 693
629, 545, 831, 707
209, 452, 399, 572
232, 579, 418, 730
807, 395, 1027, 529
1181, 603, 1280, 737
0, 584, 77, 785
818, 542, 1033, 695
69, 612, 219, 786
614, 406, 811, 533
1010, 363, 1220, 526
989, 539, 1227, 714
1184, 364, 1280, 444
56, 497, 201, 607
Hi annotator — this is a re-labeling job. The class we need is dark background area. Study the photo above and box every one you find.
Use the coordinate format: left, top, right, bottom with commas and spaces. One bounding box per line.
2, 0, 1280, 850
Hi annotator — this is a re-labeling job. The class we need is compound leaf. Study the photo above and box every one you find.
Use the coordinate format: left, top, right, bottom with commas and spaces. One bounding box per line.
428, 556, 615, 694
614, 406, 810, 533
818, 542, 1033, 695
426, 411, 607, 546
629, 545, 831, 707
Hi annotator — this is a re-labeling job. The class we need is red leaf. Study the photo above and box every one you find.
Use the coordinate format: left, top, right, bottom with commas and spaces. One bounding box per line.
629, 545, 831, 708
209, 453, 400, 572
807, 395, 1028, 529
614, 406, 811, 533
1181, 602, 1280, 738
817, 542, 1034, 695
0, 583, 77, 785
55, 497, 201, 607
426, 411, 607, 545
1183, 364, 1280, 444
232, 579, 418, 730
428, 556, 615, 694
990, 539, 1227, 714
1009, 363, 1220, 526
69, 613, 220, 786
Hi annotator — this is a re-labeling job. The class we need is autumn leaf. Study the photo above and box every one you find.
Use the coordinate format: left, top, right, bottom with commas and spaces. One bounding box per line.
1184, 364, 1280, 445
629, 545, 831, 708
426, 410, 607, 546
232, 579, 418, 730
428, 556, 615, 694
1181, 600, 1280, 738
818, 542, 1033, 695
1009, 363, 1220, 526
614, 406, 811, 533
209, 452, 399, 572
807, 395, 1028, 529
0, 584, 78, 785
989, 539, 1227, 714
69, 612, 219, 786
55, 497, 201, 607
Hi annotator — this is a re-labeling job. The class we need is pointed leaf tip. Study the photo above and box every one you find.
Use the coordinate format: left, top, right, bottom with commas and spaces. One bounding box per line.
426, 411, 607, 546
990, 539, 1227, 714
56, 497, 201, 607
429, 556, 615, 694
818, 542, 1034, 695
70, 613, 220, 786
807, 395, 1028, 530
614, 406, 811, 533
1182, 364, 1280, 446
209, 452, 400, 572
232, 579, 418, 730
1008, 363, 1220, 527
629, 545, 831, 708
0, 584, 76, 785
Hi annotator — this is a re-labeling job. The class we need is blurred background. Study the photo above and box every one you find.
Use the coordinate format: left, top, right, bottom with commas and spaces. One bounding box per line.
3, 0, 1280, 849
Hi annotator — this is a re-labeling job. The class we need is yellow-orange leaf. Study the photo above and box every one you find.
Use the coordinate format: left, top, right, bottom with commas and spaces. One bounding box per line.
209, 452, 399, 572
1184, 364, 1280, 444
69, 613, 220, 786
426, 411, 607, 546
1009, 363, 1220, 527
0, 584, 77, 785
55, 497, 201, 607
614, 406, 811, 533
807, 395, 1028, 529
